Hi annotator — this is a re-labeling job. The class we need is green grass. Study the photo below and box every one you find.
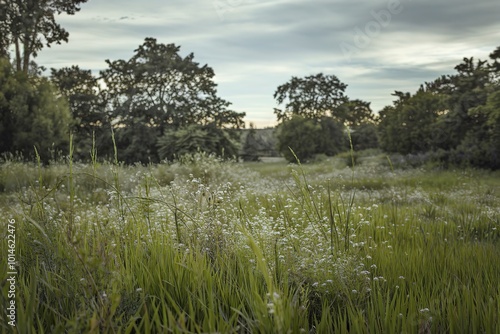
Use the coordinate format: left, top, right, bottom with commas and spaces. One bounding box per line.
1, 153, 499, 333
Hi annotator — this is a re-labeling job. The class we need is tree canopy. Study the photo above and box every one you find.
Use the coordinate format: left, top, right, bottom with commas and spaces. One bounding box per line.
0, 57, 71, 161
100, 38, 245, 163
273, 73, 349, 123
0, 0, 88, 73
273, 73, 374, 161
377, 51, 500, 169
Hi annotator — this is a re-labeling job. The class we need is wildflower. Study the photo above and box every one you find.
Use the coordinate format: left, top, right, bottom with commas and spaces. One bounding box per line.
267, 303, 275, 314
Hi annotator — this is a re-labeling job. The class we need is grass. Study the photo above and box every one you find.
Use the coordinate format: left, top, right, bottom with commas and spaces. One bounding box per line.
0, 152, 499, 333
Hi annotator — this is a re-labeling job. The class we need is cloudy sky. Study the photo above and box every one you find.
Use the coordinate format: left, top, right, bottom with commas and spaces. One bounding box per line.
36, 0, 500, 128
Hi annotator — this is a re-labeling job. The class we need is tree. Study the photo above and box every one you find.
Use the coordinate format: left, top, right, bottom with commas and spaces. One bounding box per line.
490, 46, 500, 81
101, 38, 245, 163
334, 99, 374, 127
0, 57, 18, 153
241, 123, 261, 161
273, 73, 349, 123
0, 57, 72, 161
276, 115, 321, 162
316, 116, 348, 156
377, 105, 399, 153
50, 66, 109, 159
157, 124, 240, 162
376, 48, 500, 169
0, 0, 89, 73
457, 84, 500, 169
273, 73, 375, 161
378, 88, 447, 154
432, 57, 490, 150
350, 122, 379, 151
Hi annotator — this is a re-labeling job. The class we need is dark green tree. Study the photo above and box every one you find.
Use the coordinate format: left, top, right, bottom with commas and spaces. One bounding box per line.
377, 104, 399, 153
0, 0, 88, 73
273, 73, 374, 160
316, 116, 348, 156
273, 73, 349, 123
350, 122, 379, 151
50, 66, 110, 159
0, 57, 18, 153
101, 38, 245, 163
276, 115, 321, 162
432, 57, 490, 151
378, 88, 447, 154
157, 124, 240, 162
241, 123, 261, 161
335, 99, 374, 127
0, 57, 72, 161
456, 84, 500, 169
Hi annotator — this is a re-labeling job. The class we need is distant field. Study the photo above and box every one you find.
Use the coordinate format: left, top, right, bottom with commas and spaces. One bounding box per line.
1, 155, 499, 333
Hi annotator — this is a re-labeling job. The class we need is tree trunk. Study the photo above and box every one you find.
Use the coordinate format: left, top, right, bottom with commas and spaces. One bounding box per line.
22, 31, 31, 74
14, 38, 21, 72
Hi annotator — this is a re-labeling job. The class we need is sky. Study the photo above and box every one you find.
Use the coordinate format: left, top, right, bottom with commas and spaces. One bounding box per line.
36, 0, 500, 128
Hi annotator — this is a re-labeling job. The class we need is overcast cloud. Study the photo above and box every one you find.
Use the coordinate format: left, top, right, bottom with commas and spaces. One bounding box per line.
36, 0, 500, 127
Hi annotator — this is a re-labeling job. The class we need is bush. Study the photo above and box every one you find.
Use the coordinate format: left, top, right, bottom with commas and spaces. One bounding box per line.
277, 116, 347, 163
276, 115, 320, 162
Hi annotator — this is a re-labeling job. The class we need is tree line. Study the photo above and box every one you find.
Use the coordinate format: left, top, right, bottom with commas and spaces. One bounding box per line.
271, 49, 500, 170
1, 1, 498, 169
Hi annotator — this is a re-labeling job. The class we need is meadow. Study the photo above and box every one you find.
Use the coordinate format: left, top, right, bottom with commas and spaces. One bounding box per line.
1, 152, 499, 333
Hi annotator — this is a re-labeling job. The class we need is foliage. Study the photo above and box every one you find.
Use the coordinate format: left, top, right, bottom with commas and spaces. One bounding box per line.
276, 115, 320, 162
50, 65, 110, 160
0, 57, 72, 162
458, 85, 500, 169
431, 57, 490, 151
350, 122, 379, 151
100, 38, 245, 164
334, 99, 374, 127
316, 116, 348, 156
378, 88, 448, 154
0, 0, 89, 73
273, 73, 349, 122
277, 115, 348, 163
241, 123, 261, 161
377, 47, 500, 169
273, 74, 377, 161
157, 123, 240, 161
